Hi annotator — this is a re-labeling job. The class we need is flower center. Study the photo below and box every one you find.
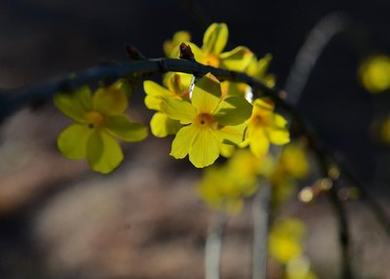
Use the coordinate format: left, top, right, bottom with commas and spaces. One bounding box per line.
252, 114, 267, 126
196, 113, 217, 128
85, 111, 105, 128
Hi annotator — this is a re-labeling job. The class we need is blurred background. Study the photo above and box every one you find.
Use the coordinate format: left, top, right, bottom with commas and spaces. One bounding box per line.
0, 0, 389, 278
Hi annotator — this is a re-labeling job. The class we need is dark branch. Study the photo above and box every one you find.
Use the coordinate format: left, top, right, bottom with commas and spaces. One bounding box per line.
0, 58, 286, 123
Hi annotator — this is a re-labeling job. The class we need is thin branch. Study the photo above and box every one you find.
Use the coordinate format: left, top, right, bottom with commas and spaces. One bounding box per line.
332, 153, 390, 236
252, 181, 272, 279
0, 58, 286, 123
205, 213, 227, 279
284, 12, 349, 104
296, 116, 354, 279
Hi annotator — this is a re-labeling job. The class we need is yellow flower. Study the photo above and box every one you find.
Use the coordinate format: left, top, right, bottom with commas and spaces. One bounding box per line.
243, 98, 290, 157
269, 218, 305, 263
143, 72, 193, 137
198, 167, 247, 213
161, 73, 252, 168
54, 80, 148, 174
169, 23, 253, 72
163, 31, 191, 58
359, 54, 390, 93
278, 143, 309, 179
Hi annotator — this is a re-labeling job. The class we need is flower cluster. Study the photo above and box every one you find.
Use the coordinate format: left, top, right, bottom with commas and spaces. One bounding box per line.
144, 22, 289, 168
197, 142, 310, 214
54, 22, 289, 172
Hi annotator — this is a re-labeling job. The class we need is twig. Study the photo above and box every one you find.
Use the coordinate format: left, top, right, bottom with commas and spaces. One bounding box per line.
284, 12, 349, 104
252, 181, 272, 279
205, 213, 227, 279
0, 58, 287, 123
332, 153, 390, 236
296, 116, 354, 279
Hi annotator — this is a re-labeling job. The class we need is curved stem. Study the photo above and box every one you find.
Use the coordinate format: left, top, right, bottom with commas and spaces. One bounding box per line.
284, 12, 349, 104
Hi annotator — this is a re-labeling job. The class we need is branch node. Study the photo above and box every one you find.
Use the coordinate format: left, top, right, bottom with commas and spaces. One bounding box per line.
179, 43, 195, 61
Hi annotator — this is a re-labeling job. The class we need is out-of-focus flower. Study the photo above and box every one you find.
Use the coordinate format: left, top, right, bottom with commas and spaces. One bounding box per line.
54, 80, 148, 173
269, 218, 305, 264
163, 31, 191, 57
169, 23, 254, 72
246, 53, 276, 88
197, 149, 262, 213
243, 98, 290, 158
359, 55, 390, 94
285, 257, 318, 279
269, 142, 310, 206
161, 73, 251, 168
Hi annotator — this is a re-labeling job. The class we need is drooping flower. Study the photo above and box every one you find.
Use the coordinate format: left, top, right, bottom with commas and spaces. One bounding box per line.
243, 98, 290, 158
54, 80, 148, 174
160, 73, 252, 168
143, 72, 193, 137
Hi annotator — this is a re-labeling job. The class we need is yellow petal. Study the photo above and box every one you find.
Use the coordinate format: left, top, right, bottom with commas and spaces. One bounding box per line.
86, 130, 124, 174
105, 115, 148, 142
202, 23, 228, 55
93, 82, 128, 115
144, 80, 172, 97
150, 112, 182, 138
189, 128, 220, 168
163, 72, 193, 98
266, 127, 290, 145
214, 96, 252, 126
170, 124, 198, 159
216, 124, 246, 145
247, 54, 273, 79
57, 123, 91, 159
191, 73, 222, 113
143, 80, 173, 111
160, 97, 196, 124
220, 46, 254, 72
249, 128, 270, 158
53, 86, 92, 122
219, 143, 235, 158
